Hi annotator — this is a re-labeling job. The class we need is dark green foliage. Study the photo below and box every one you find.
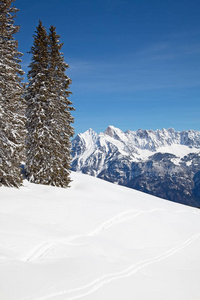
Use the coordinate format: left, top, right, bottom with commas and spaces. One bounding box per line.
0, 0, 25, 187
26, 21, 74, 187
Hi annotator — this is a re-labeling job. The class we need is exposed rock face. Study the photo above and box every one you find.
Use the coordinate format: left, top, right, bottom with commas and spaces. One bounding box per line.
71, 126, 200, 207
193, 171, 200, 201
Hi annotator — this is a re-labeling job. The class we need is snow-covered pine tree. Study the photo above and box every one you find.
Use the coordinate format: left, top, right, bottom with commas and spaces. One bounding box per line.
26, 22, 74, 187
0, 0, 25, 187
48, 25, 74, 187
25, 20, 51, 185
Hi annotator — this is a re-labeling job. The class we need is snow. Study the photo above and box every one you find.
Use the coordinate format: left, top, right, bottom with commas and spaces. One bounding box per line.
1, 172, 200, 300
72, 126, 200, 170
133, 144, 200, 163
75, 129, 98, 164
158, 144, 200, 157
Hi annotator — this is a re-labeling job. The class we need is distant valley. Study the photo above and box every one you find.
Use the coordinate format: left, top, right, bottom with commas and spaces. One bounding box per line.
71, 126, 200, 207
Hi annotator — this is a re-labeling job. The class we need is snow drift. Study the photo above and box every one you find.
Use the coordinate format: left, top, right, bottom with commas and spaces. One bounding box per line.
1, 172, 200, 300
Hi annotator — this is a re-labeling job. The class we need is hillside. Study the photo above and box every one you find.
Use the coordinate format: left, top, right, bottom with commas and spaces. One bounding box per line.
71, 126, 200, 207
1, 172, 200, 299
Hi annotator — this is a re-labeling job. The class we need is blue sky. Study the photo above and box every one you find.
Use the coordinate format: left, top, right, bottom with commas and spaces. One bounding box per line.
15, 0, 200, 135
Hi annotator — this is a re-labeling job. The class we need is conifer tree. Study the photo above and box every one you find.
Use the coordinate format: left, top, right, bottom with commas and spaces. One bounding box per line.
26, 22, 74, 187
0, 0, 25, 187
48, 25, 74, 187
25, 21, 51, 184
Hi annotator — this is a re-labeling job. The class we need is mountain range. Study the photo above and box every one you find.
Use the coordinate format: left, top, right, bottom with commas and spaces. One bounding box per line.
71, 126, 200, 207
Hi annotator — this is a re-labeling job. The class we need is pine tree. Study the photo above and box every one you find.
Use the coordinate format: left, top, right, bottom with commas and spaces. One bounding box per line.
26, 22, 74, 187
25, 20, 51, 184
0, 0, 25, 187
48, 25, 74, 187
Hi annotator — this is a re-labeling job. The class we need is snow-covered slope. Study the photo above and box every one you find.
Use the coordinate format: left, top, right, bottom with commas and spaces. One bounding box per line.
1, 172, 200, 300
71, 126, 200, 207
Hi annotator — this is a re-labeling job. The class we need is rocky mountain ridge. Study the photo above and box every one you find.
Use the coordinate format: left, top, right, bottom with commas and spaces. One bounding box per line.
71, 126, 200, 207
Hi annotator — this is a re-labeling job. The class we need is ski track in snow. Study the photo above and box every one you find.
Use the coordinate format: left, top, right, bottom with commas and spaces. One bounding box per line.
88, 208, 163, 236
25, 242, 56, 263
31, 232, 200, 300
24, 208, 164, 262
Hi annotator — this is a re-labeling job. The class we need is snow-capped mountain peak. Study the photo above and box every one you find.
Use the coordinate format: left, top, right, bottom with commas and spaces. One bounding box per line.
71, 126, 200, 207
105, 125, 126, 140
